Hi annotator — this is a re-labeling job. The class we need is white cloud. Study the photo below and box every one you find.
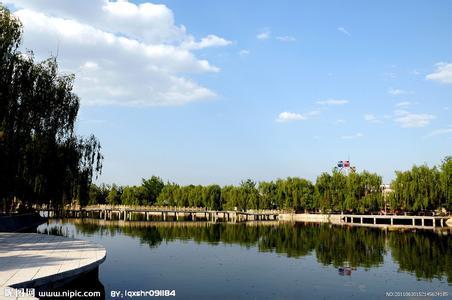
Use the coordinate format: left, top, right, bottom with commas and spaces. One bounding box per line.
341, 133, 363, 139
383, 72, 396, 80
335, 119, 346, 124
394, 110, 435, 128
276, 36, 296, 42
80, 61, 99, 71
364, 114, 382, 123
256, 29, 270, 40
8, 1, 231, 106
388, 88, 411, 96
426, 127, 452, 137
316, 99, 349, 105
181, 34, 232, 50
393, 109, 409, 116
426, 62, 452, 84
337, 27, 351, 36
276, 112, 305, 122
305, 110, 320, 117
239, 49, 250, 56
276, 110, 319, 123
9, 0, 188, 44
395, 101, 411, 107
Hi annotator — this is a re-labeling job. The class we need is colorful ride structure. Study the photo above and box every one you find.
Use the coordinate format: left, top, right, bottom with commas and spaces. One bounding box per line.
334, 160, 356, 174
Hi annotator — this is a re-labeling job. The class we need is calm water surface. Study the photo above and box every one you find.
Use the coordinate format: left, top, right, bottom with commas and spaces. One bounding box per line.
37, 219, 452, 299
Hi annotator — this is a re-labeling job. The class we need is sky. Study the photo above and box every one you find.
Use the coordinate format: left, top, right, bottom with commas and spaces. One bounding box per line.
6, 0, 452, 186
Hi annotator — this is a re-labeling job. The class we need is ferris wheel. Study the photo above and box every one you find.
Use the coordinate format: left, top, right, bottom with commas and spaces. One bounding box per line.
334, 160, 356, 174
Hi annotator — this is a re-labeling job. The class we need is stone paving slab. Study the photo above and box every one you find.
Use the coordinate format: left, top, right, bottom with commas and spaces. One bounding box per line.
0, 233, 106, 300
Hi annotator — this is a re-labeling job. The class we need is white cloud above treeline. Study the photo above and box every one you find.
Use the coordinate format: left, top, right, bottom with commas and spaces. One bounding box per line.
341, 133, 363, 139
256, 29, 270, 40
393, 110, 435, 128
239, 49, 250, 56
337, 27, 351, 36
276, 36, 296, 42
427, 127, 452, 137
276, 111, 319, 123
426, 62, 452, 84
316, 99, 349, 105
7, 0, 232, 106
364, 114, 382, 123
388, 88, 412, 96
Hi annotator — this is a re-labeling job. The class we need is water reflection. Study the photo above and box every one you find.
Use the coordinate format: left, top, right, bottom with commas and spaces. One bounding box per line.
338, 267, 355, 276
389, 231, 452, 282
38, 219, 452, 284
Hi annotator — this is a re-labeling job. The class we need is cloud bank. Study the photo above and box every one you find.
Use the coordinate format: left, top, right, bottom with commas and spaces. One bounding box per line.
7, 0, 231, 106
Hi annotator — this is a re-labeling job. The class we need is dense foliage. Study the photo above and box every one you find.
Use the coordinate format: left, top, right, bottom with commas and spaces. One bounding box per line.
89, 157, 451, 214
0, 6, 102, 212
86, 171, 374, 212
389, 157, 452, 212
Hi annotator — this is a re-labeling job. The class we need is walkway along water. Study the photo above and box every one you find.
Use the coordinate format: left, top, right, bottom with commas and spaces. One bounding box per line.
60, 206, 279, 223
39, 205, 452, 230
279, 213, 452, 230
0, 233, 106, 299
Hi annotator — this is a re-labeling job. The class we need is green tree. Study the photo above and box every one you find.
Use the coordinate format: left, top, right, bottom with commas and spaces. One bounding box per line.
141, 176, 164, 205
121, 186, 147, 206
0, 6, 102, 212
107, 184, 123, 205
440, 156, 452, 210
258, 181, 277, 209
205, 185, 222, 210
315, 172, 332, 212
157, 183, 179, 206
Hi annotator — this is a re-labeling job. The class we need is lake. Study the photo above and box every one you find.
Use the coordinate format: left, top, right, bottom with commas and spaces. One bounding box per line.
37, 219, 451, 299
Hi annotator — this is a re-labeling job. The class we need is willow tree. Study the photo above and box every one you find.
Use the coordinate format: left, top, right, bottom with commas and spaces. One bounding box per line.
314, 172, 333, 212
440, 156, 452, 210
390, 162, 446, 212
0, 5, 102, 212
258, 181, 277, 210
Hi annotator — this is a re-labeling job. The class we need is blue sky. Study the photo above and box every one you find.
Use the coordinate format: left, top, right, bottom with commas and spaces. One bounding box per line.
7, 0, 452, 185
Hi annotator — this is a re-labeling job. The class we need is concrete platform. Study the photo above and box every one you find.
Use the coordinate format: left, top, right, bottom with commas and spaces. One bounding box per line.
0, 233, 106, 299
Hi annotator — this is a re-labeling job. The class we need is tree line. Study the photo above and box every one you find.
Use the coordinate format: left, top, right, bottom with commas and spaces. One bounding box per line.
0, 6, 102, 213
87, 156, 451, 213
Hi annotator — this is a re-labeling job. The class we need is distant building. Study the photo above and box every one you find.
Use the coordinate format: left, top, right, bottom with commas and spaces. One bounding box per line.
380, 184, 393, 213
380, 184, 393, 195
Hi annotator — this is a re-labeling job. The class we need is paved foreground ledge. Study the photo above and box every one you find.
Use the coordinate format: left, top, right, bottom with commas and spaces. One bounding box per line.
0, 233, 106, 299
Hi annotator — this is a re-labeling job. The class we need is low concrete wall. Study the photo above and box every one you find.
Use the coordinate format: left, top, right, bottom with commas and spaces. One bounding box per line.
279, 213, 342, 224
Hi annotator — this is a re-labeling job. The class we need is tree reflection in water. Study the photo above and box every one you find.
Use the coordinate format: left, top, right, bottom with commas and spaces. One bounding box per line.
39, 220, 452, 283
